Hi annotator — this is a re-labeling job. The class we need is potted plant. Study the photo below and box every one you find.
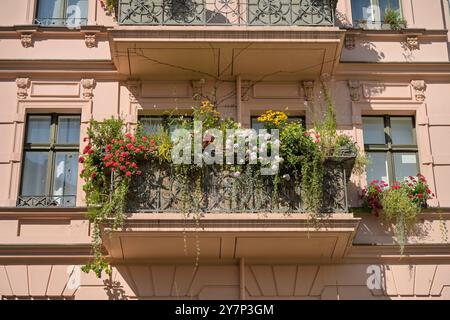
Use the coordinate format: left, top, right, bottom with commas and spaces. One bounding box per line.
383, 8, 407, 30
358, 19, 368, 29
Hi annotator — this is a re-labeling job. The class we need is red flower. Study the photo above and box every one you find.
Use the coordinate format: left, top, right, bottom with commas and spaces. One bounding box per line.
417, 193, 424, 199
136, 170, 142, 175
126, 143, 133, 149
125, 171, 132, 177
78, 156, 85, 163
91, 172, 97, 178
131, 162, 138, 169
125, 133, 133, 139
120, 165, 126, 171
82, 144, 91, 154
105, 144, 112, 152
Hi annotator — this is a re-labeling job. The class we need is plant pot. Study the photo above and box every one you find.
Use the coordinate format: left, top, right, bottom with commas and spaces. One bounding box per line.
382, 23, 392, 30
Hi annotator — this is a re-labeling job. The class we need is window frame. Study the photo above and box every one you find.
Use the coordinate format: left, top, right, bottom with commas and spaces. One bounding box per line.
19, 113, 80, 201
35, 0, 88, 27
363, 115, 419, 185
351, 0, 404, 28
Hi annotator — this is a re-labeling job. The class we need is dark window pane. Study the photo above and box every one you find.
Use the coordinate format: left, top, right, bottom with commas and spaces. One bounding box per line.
141, 117, 164, 134
366, 152, 389, 184
57, 116, 81, 144
363, 117, 385, 144
379, 0, 401, 21
391, 117, 415, 145
26, 115, 51, 144
53, 152, 78, 197
351, 0, 373, 23
21, 152, 49, 196
393, 153, 418, 182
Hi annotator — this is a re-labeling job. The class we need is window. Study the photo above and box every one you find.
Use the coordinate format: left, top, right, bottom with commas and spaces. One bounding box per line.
351, 0, 401, 28
139, 115, 193, 135
250, 116, 305, 131
363, 116, 419, 185
18, 115, 81, 207
35, 0, 88, 27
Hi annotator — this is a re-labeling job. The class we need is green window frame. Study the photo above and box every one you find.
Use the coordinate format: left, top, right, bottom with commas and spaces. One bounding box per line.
363, 115, 419, 185
18, 114, 80, 207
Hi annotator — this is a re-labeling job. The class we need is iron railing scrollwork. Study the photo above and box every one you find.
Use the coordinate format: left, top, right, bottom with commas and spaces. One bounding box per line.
126, 155, 354, 213
118, 0, 336, 26
16, 195, 77, 208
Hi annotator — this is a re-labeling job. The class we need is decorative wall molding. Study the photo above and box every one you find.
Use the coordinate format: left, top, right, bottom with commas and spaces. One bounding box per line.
127, 80, 141, 102
348, 81, 361, 101
84, 33, 97, 48
16, 78, 30, 99
81, 79, 96, 99
192, 79, 205, 97
411, 80, 427, 101
302, 81, 315, 101
241, 80, 252, 101
19, 33, 33, 48
406, 35, 419, 50
344, 35, 356, 50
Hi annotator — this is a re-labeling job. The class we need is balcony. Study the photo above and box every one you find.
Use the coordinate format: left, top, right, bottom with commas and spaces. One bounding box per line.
118, 0, 337, 26
16, 195, 76, 208
126, 155, 355, 214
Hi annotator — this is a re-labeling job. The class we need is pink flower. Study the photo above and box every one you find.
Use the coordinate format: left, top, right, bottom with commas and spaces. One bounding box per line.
125, 171, 132, 177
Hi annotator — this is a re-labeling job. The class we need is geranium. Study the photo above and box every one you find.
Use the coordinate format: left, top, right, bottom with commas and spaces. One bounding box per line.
403, 174, 435, 208
361, 179, 387, 214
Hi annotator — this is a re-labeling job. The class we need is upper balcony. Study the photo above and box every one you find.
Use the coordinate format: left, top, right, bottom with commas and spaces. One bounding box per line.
118, 0, 337, 27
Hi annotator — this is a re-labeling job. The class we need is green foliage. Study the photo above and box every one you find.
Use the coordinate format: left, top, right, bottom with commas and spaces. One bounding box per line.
384, 8, 407, 30
381, 185, 419, 253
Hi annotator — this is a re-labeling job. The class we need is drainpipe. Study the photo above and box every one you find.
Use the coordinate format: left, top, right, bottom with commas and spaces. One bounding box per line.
236, 75, 242, 124
239, 257, 245, 300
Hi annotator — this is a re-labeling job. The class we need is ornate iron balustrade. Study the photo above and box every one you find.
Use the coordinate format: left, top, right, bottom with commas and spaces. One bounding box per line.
34, 18, 88, 27
16, 195, 77, 208
126, 155, 354, 213
118, 0, 336, 26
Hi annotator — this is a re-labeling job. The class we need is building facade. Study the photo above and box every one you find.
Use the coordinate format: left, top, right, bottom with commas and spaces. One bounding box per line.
1, 0, 450, 299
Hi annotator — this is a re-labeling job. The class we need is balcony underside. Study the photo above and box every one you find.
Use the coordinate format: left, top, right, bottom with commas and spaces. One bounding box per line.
102, 213, 360, 261
109, 27, 344, 80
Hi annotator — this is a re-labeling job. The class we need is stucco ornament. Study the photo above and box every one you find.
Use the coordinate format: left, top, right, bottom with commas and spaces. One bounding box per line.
348, 81, 361, 101
302, 81, 315, 101
241, 80, 251, 101
16, 78, 30, 99
20, 33, 33, 48
406, 36, 419, 50
192, 79, 205, 98
127, 80, 141, 102
84, 34, 97, 48
81, 79, 96, 99
345, 35, 356, 50
411, 80, 426, 101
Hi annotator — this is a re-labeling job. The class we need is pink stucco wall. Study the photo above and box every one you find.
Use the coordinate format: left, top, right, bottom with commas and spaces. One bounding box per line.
0, 0, 450, 300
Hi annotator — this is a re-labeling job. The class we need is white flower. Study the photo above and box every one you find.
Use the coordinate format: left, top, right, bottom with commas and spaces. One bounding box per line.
264, 133, 271, 140
283, 174, 291, 181
271, 164, 279, 172
233, 171, 241, 178
234, 143, 240, 148
273, 139, 280, 146
250, 152, 258, 161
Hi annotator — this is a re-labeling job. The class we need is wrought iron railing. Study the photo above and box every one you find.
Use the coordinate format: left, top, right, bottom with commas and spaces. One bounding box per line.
126, 155, 354, 213
34, 18, 88, 27
118, 0, 336, 26
16, 195, 77, 208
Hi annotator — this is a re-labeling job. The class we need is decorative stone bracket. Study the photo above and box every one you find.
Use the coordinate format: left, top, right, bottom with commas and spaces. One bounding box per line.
411, 80, 426, 101
348, 81, 361, 101
345, 35, 356, 50
302, 81, 315, 101
81, 79, 96, 99
19, 33, 34, 48
127, 80, 141, 102
16, 78, 30, 99
406, 35, 419, 50
192, 79, 205, 97
84, 33, 97, 48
